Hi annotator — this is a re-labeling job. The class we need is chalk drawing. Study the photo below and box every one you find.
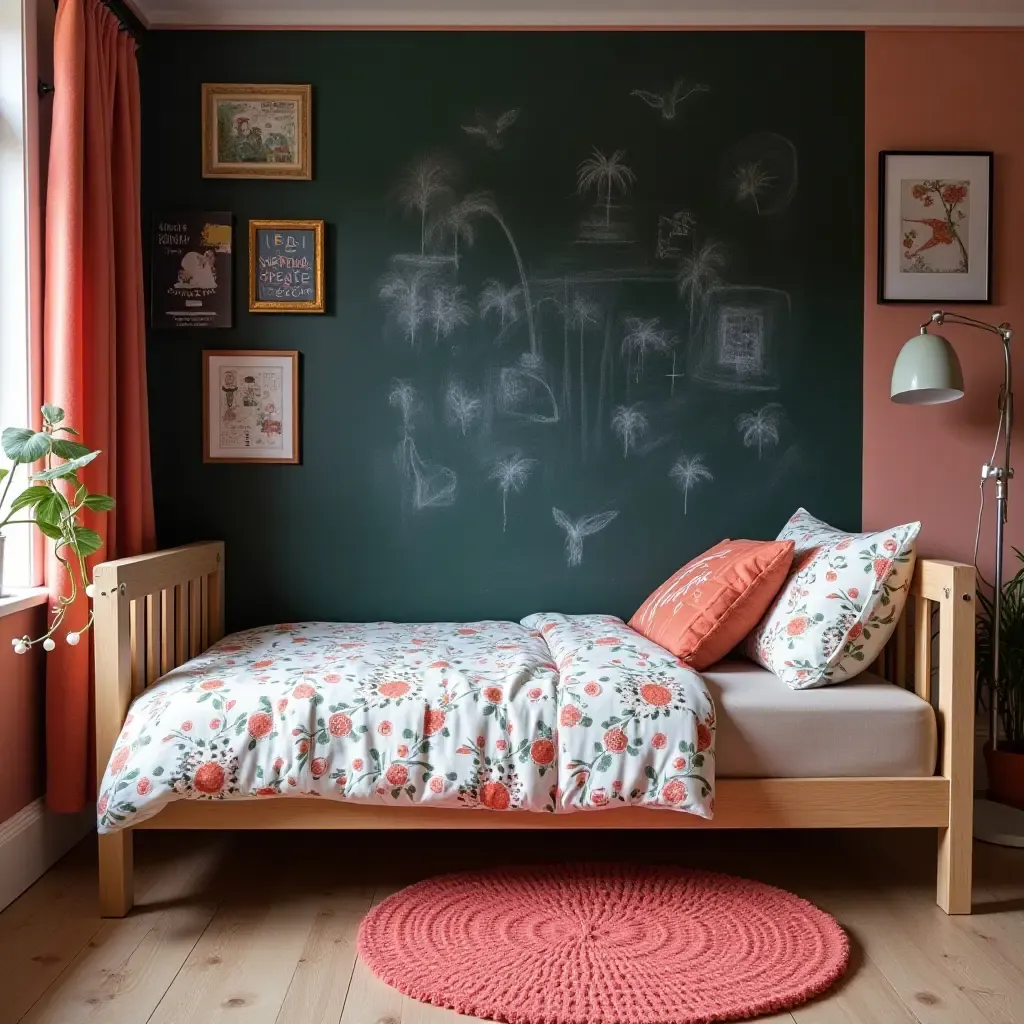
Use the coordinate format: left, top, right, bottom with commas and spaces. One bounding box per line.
445, 380, 483, 435
427, 197, 477, 269
428, 284, 473, 342
490, 452, 536, 531
576, 147, 637, 243
398, 155, 454, 255
656, 210, 696, 259
736, 403, 783, 458
570, 293, 601, 456
669, 454, 713, 515
388, 379, 419, 434
498, 353, 559, 424
462, 108, 521, 149
551, 508, 619, 567
722, 133, 798, 216
630, 78, 709, 120
389, 379, 457, 511
677, 238, 727, 343
379, 267, 432, 347
666, 351, 685, 397
732, 161, 776, 215
479, 279, 522, 334
621, 315, 676, 382
611, 404, 649, 458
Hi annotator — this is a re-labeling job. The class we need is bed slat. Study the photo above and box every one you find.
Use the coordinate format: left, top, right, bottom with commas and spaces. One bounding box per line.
160, 588, 174, 676
145, 593, 161, 687
189, 578, 202, 658
915, 594, 932, 701
129, 600, 144, 697
175, 584, 188, 665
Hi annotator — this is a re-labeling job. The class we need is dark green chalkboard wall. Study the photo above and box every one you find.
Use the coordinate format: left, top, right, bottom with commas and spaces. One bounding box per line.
142, 31, 864, 631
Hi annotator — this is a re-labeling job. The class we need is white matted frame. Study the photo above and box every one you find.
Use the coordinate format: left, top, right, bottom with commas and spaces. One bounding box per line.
92, 544, 976, 918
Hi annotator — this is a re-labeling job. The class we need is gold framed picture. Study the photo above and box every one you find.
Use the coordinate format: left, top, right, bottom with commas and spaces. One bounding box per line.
248, 219, 325, 313
203, 350, 300, 464
202, 84, 311, 180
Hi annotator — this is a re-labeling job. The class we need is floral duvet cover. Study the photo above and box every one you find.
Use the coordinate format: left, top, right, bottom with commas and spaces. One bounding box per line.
97, 617, 715, 832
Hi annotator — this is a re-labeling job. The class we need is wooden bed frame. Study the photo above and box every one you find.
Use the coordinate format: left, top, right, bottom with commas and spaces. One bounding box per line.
92, 542, 977, 917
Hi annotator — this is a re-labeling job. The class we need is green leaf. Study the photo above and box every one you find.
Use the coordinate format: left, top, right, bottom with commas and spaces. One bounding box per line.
41, 404, 65, 425
2, 428, 51, 463
35, 518, 62, 541
35, 493, 66, 527
54, 426, 78, 435
0, 468, 7, 484
71, 526, 104, 556
51, 439, 92, 460
83, 493, 115, 512
10, 486, 51, 513
32, 450, 100, 481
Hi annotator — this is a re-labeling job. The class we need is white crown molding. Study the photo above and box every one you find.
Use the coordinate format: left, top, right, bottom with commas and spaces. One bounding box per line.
133, 2, 1024, 30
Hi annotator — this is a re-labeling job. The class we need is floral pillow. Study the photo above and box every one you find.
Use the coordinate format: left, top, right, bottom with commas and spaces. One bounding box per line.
744, 508, 920, 689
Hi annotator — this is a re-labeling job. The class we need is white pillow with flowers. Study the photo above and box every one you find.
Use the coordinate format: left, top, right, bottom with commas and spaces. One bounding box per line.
745, 509, 920, 689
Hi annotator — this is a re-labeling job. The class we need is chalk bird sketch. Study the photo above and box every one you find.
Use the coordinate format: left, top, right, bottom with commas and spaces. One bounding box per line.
576, 148, 637, 228
621, 316, 675, 382
611, 404, 649, 458
736, 403, 782, 458
552, 508, 619, 567
379, 267, 431, 347
398, 156, 453, 255
428, 285, 473, 342
389, 380, 457, 511
490, 452, 536, 531
678, 239, 727, 341
657, 210, 696, 259
445, 380, 483, 436
630, 78, 709, 120
462, 108, 521, 149
479, 279, 522, 335
669, 454, 713, 515
733, 161, 777, 215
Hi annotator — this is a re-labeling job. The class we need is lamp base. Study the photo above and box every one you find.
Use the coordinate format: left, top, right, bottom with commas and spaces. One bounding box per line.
974, 796, 1024, 848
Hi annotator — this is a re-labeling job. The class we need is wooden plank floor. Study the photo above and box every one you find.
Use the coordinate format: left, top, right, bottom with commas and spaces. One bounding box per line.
2, 827, 1022, 1024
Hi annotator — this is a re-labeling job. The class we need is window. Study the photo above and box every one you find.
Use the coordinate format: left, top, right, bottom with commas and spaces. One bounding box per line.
0, 0, 45, 588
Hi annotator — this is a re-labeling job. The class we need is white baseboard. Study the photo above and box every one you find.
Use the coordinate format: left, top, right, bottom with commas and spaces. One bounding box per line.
0, 798, 94, 912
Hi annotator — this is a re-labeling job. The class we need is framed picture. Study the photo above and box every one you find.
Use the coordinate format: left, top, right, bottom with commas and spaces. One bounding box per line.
151, 213, 233, 328
203, 350, 299, 464
878, 151, 993, 303
249, 219, 325, 313
202, 84, 311, 180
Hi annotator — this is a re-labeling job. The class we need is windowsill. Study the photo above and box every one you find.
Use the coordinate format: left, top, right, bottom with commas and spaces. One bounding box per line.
0, 587, 48, 620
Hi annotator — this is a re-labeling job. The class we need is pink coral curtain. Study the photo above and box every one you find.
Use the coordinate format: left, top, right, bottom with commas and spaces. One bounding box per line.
44, 0, 155, 813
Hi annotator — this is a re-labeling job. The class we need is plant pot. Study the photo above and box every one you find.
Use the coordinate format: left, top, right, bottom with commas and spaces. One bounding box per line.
985, 743, 1024, 811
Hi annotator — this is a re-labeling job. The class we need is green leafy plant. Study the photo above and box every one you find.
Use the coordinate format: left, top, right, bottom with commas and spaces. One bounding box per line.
977, 548, 1024, 752
0, 404, 114, 654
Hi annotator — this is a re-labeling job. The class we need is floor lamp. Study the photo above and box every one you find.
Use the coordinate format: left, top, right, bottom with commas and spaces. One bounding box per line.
890, 309, 1022, 846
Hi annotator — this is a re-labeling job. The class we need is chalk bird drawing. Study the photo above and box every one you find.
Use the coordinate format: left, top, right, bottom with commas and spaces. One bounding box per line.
428, 285, 473, 342
398, 155, 453, 255
621, 316, 675, 382
490, 453, 536, 531
479, 279, 522, 335
552, 508, 619, 567
462, 108, 521, 149
630, 78, 709, 120
576, 148, 637, 228
733, 161, 777, 215
736, 403, 782, 459
445, 380, 483, 436
669, 454, 713, 515
611, 404, 649, 458
379, 267, 432, 347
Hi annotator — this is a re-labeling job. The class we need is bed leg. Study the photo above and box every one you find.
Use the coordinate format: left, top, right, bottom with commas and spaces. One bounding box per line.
99, 831, 134, 917
937, 813, 973, 914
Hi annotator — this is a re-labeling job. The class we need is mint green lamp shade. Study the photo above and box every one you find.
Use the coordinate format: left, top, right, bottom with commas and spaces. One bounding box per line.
890, 331, 965, 405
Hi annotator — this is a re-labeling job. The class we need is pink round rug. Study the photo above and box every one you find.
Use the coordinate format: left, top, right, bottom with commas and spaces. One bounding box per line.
357, 863, 849, 1024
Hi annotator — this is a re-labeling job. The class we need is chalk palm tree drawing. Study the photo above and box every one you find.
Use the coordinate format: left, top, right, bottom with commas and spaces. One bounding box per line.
552, 508, 619, 568
735, 403, 782, 459
490, 453, 536, 531
379, 268, 431, 346
428, 198, 477, 268
669, 454, 713, 515
428, 285, 473, 342
398, 156, 453, 255
388, 379, 418, 434
630, 78, 709, 120
611, 404, 649, 458
569, 292, 601, 452
576, 148, 637, 227
677, 239, 727, 339
461, 108, 520, 150
445, 381, 483, 435
479, 279, 522, 334
621, 316, 675, 382
733, 161, 776, 215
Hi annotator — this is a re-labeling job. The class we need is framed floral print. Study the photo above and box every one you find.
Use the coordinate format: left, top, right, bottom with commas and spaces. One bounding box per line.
202, 84, 311, 180
203, 350, 300, 464
878, 151, 993, 303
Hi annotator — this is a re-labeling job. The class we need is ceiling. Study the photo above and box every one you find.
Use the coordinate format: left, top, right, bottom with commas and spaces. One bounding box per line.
126, 0, 1024, 29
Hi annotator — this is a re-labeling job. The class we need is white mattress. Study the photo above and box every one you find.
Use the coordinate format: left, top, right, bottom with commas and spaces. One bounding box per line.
703, 660, 937, 778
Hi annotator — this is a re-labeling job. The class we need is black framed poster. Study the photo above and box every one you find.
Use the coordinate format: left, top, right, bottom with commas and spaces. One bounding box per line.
151, 213, 233, 328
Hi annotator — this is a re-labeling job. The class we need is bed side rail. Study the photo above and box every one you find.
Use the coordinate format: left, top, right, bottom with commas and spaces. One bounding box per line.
93, 541, 224, 786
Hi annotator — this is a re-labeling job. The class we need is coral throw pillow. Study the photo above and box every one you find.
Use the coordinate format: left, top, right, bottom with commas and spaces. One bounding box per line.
745, 509, 921, 689
629, 539, 795, 670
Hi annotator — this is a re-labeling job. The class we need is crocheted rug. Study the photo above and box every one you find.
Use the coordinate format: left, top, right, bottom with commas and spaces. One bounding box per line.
357, 863, 849, 1024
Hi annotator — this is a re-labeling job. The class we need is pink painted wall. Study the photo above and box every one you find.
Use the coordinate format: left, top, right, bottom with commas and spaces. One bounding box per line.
864, 31, 1024, 581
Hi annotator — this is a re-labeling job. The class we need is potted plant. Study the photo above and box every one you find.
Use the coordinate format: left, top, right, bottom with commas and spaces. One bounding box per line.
0, 404, 114, 653
977, 548, 1024, 809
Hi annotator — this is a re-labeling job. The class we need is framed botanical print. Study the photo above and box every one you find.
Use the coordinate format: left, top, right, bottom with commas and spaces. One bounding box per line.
203, 350, 300, 464
249, 219, 325, 313
878, 151, 993, 303
202, 84, 311, 180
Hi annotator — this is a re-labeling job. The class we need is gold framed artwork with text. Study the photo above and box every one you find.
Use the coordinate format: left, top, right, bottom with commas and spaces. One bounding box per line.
203, 350, 300, 464
202, 84, 311, 180
248, 219, 325, 313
